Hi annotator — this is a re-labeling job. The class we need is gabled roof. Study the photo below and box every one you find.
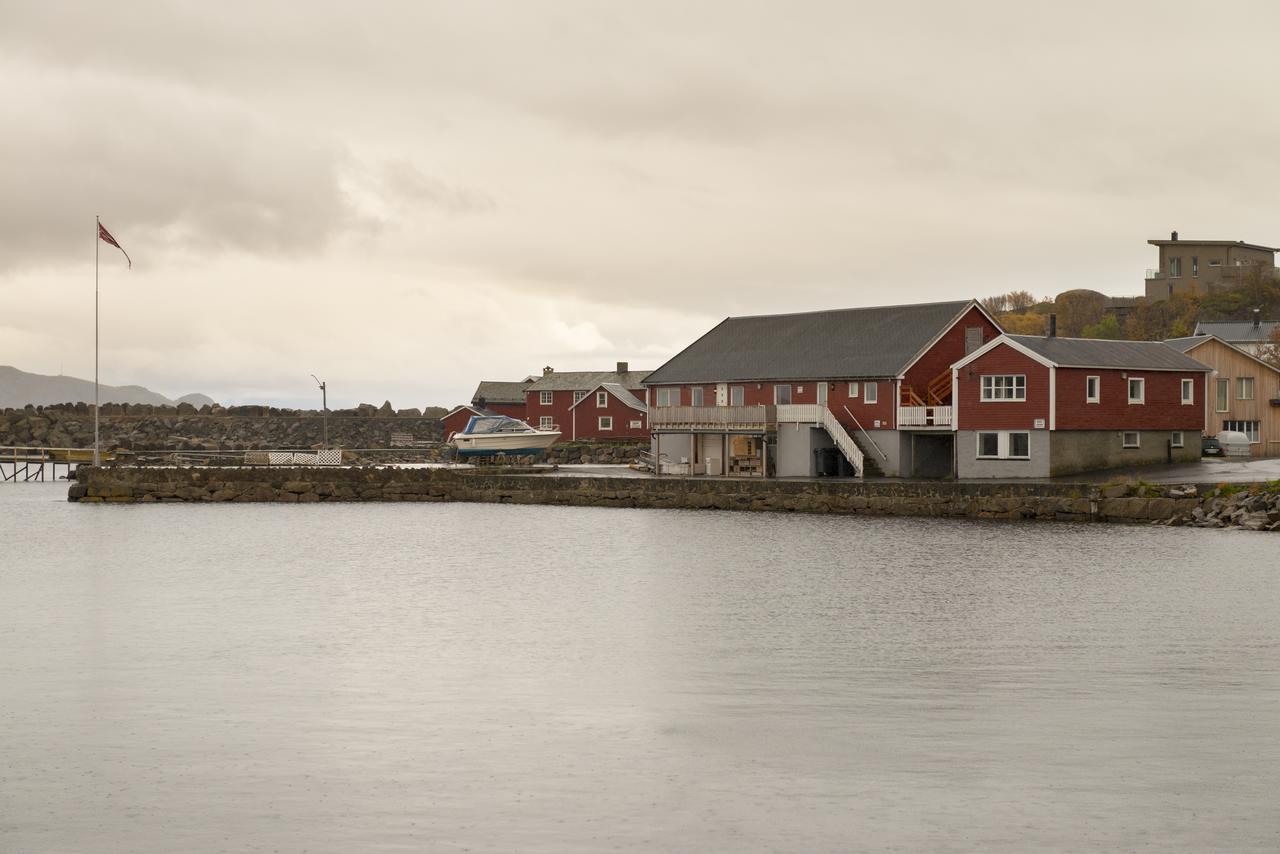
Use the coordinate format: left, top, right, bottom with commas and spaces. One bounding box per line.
1148, 239, 1279, 252
1165, 335, 1280, 374
955, 334, 1211, 372
1191, 320, 1280, 343
568, 382, 647, 412
471, 380, 532, 406
444, 404, 497, 419
526, 370, 651, 392
643, 299, 985, 384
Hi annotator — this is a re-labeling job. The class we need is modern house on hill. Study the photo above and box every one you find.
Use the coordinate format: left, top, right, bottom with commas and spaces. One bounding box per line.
1166, 334, 1280, 456
525, 363, 651, 441
1144, 231, 1278, 302
1192, 313, 1279, 357
952, 333, 1211, 477
643, 299, 1002, 477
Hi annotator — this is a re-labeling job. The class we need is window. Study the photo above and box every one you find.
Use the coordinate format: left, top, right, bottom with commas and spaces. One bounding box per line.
1223, 420, 1261, 443
1209, 259, 1221, 267
774, 384, 791, 405
540, 390, 553, 405
1181, 378, 1194, 405
1086, 375, 1100, 404
1191, 256, 1198, 277
572, 391, 587, 403
1171, 431, 1184, 448
981, 375, 1026, 401
848, 382, 859, 398
596, 391, 609, 407
539, 416, 554, 430
656, 388, 678, 407
1215, 378, 1229, 412
730, 386, 744, 406
1127, 378, 1144, 404
976, 431, 1030, 460
691, 387, 705, 406
1169, 257, 1182, 278
598, 416, 612, 431
1122, 431, 1140, 448
629, 419, 642, 429
1237, 377, 1254, 400
864, 383, 878, 404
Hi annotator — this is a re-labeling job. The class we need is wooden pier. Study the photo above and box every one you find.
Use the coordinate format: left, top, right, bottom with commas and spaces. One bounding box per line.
0, 447, 112, 483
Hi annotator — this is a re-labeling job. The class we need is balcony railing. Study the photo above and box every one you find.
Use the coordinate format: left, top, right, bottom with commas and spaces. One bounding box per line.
649, 405, 775, 431
897, 405, 953, 428
776, 404, 826, 422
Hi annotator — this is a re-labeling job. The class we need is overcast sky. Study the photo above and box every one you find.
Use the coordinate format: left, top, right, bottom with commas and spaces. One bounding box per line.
3, 1, 1280, 408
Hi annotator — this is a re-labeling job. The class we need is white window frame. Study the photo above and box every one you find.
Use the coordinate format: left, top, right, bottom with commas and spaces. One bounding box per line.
539, 416, 554, 430
1127, 378, 1145, 404
596, 390, 609, 407
690, 387, 705, 407
848, 382, 859, 398
1181, 378, 1194, 405
628, 419, 642, 429
598, 416, 612, 431
1223, 420, 1261, 443
1086, 375, 1100, 404
1171, 431, 1184, 448
656, 388, 678, 407
1122, 431, 1140, 448
774, 384, 792, 405
863, 382, 878, 404
572, 390, 587, 403
540, 390, 553, 406
980, 375, 1026, 402
1215, 378, 1229, 413
976, 430, 1031, 460
730, 386, 744, 406
1236, 377, 1254, 400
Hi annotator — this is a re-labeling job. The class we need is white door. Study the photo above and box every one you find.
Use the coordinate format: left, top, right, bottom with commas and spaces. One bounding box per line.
816, 382, 828, 405
716, 383, 728, 406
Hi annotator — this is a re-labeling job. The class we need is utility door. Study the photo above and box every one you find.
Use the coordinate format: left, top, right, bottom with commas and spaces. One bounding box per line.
816, 382, 828, 406
716, 383, 728, 406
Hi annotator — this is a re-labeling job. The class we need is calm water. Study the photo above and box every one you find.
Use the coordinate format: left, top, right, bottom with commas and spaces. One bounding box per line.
2, 482, 1278, 853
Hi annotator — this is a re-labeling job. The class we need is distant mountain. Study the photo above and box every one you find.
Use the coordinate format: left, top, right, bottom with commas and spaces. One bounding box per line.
0, 365, 213, 409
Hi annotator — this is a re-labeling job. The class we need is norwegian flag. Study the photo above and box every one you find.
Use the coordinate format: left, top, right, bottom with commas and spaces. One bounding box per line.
98, 221, 131, 268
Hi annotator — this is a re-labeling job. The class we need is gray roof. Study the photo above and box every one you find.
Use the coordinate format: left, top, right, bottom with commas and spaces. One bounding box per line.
1163, 335, 1212, 353
643, 300, 978, 384
1191, 320, 1279, 343
570, 382, 646, 411
471, 380, 532, 405
1148, 239, 1279, 252
526, 370, 651, 392
1006, 335, 1210, 371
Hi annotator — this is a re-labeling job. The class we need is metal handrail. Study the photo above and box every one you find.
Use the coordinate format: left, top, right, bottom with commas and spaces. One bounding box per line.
844, 406, 888, 460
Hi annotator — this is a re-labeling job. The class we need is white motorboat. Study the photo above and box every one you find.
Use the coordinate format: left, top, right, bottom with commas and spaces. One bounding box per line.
449, 415, 561, 458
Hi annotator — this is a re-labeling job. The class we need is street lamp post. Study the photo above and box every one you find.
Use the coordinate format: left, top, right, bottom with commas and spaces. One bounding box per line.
310, 374, 328, 446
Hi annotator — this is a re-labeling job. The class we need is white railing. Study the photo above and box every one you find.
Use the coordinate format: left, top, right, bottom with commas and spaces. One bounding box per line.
897, 405, 953, 428
649, 405, 774, 430
777, 405, 864, 477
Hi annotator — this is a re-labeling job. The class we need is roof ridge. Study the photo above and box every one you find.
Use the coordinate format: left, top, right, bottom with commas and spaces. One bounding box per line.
725, 298, 971, 322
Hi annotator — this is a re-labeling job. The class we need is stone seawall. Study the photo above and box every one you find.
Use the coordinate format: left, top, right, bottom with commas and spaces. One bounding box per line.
66, 466, 1280, 528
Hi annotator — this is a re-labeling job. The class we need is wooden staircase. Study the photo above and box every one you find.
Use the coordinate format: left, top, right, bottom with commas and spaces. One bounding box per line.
901, 369, 954, 407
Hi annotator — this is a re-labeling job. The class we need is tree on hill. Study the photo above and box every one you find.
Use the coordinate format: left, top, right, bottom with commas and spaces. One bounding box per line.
1081, 314, 1123, 339
1053, 290, 1107, 337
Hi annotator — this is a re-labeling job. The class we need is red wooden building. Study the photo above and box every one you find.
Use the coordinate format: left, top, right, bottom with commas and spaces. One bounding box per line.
442, 379, 533, 439
951, 333, 1211, 477
524, 363, 652, 441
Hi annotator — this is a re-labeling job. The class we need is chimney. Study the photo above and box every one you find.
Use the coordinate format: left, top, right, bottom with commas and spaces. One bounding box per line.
1048, 314, 1057, 338
543, 365, 554, 375
1171, 230, 1179, 241
1254, 309, 1261, 329
616, 361, 629, 374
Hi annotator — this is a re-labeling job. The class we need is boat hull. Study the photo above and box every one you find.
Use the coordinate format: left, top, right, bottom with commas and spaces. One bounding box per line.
452, 430, 561, 457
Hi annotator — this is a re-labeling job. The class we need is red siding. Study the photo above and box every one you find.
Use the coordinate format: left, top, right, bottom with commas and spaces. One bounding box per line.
902, 306, 1001, 399
956, 344, 1051, 430
570, 391, 648, 440
526, 389, 647, 441
443, 402, 528, 439
648, 379, 896, 429
828, 380, 896, 430
1056, 368, 1206, 431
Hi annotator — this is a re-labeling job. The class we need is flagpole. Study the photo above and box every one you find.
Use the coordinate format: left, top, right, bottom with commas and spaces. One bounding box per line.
94, 215, 100, 466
